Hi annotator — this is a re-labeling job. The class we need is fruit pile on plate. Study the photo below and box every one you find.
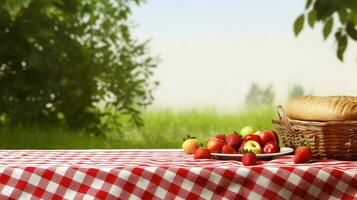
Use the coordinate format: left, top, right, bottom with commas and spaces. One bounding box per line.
182, 126, 314, 165
183, 126, 280, 155
182, 126, 280, 161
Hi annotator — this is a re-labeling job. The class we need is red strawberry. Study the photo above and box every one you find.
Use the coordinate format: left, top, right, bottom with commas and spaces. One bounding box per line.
294, 146, 313, 163
194, 148, 211, 159
215, 134, 226, 142
242, 151, 256, 166
222, 144, 237, 154
226, 132, 242, 150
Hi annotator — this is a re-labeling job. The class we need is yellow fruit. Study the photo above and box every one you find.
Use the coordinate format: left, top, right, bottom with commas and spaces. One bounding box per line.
182, 139, 199, 154
240, 126, 255, 138
243, 140, 262, 155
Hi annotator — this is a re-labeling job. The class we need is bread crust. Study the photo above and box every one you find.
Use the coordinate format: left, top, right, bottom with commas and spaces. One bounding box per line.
330, 96, 357, 102
287, 96, 357, 121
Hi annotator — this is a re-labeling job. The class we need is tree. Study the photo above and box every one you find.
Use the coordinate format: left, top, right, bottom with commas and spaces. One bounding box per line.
294, 0, 357, 61
0, 0, 157, 134
245, 83, 275, 106
288, 84, 305, 100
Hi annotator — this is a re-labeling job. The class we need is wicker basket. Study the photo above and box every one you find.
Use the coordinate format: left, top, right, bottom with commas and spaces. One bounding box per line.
272, 105, 357, 160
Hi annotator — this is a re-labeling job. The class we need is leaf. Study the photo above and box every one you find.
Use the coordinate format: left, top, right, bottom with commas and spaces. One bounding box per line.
5, 0, 32, 19
335, 32, 348, 61
294, 15, 305, 37
323, 18, 333, 40
338, 9, 348, 24
305, 0, 313, 9
308, 10, 317, 28
346, 22, 357, 41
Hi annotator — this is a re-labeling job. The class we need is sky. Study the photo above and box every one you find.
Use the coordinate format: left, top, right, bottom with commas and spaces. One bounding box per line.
131, 0, 357, 110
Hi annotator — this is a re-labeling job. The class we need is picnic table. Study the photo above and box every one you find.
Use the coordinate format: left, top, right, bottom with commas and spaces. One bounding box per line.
0, 149, 356, 199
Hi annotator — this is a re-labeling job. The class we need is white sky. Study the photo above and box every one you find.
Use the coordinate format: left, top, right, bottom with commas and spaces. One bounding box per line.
132, 0, 357, 110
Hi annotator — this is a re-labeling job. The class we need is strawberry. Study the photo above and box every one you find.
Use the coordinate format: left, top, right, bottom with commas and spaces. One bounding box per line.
242, 150, 256, 166
194, 148, 211, 159
222, 144, 237, 154
294, 146, 313, 163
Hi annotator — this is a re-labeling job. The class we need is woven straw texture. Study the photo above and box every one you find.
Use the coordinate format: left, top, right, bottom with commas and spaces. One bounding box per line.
272, 105, 357, 160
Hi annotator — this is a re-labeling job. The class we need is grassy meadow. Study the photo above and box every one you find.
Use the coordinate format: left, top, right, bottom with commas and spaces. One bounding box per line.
0, 106, 278, 149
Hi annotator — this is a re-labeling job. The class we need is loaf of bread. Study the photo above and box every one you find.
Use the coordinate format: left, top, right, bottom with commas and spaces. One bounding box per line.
286, 96, 357, 121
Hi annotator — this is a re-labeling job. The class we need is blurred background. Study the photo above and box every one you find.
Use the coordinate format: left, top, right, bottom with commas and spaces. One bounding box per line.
0, 0, 356, 148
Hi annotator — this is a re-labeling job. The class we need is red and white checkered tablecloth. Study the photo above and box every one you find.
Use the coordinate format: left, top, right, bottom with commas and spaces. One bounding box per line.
0, 150, 356, 200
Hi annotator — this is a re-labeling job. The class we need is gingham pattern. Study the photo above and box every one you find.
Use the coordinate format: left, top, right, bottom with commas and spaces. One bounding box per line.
0, 150, 356, 199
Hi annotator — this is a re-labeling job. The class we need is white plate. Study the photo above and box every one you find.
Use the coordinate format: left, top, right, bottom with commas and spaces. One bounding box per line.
211, 147, 294, 161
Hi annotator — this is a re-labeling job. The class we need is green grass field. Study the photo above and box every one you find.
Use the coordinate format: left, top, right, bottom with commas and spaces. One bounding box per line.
0, 106, 278, 149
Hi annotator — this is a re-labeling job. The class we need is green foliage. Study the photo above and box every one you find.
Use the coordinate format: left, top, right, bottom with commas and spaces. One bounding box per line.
0, 0, 157, 134
323, 17, 333, 39
245, 83, 275, 106
295, 0, 357, 61
294, 15, 305, 36
4, 0, 32, 19
308, 10, 317, 28
335, 31, 348, 60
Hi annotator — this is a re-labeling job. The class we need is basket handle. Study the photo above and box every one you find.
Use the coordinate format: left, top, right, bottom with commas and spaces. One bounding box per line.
277, 105, 294, 134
